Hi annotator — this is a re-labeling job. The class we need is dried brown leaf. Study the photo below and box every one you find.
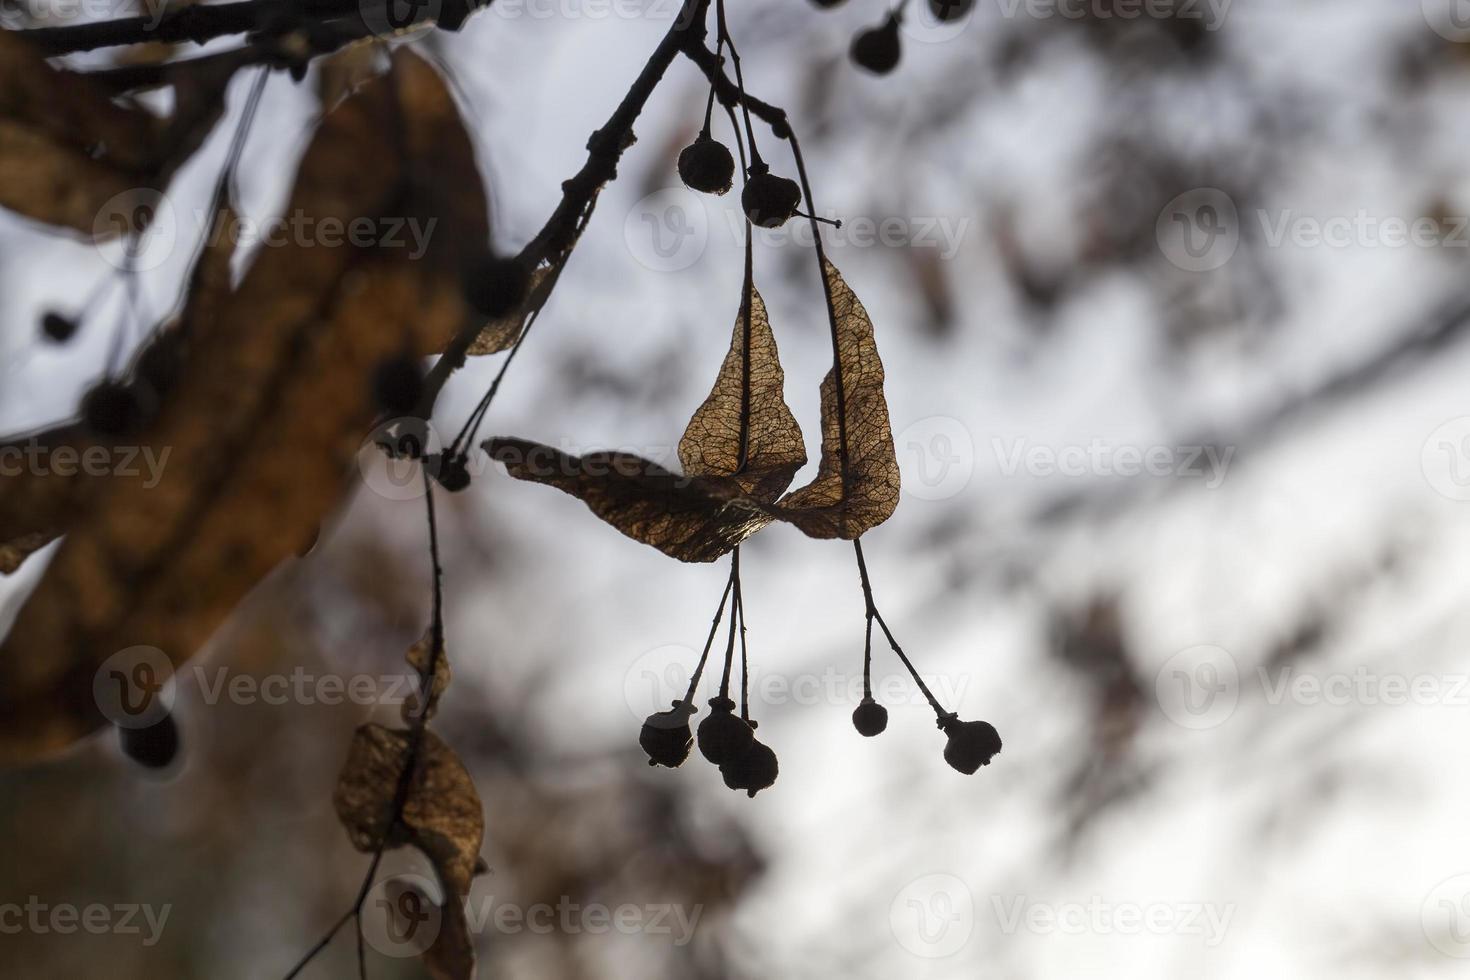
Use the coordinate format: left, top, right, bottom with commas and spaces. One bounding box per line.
333, 724, 485, 899
383, 877, 476, 980
679, 282, 805, 501
0, 51, 488, 762
466, 263, 553, 356
180, 189, 240, 332
0, 33, 232, 234
773, 259, 899, 538
486, 437, 770, 563
335, 724, 483, 980
403, 631, 451, 724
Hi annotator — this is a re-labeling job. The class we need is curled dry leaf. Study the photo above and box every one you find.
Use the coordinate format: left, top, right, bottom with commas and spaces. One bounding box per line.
403, 630, 451, 724
466, 263, 553, 356
0, 50, 491, 762
772, 258, 899, 539
334, 723, 483, 980
0, 32, 233, 234
384, 878, 476, 980
486, 437, 770, 563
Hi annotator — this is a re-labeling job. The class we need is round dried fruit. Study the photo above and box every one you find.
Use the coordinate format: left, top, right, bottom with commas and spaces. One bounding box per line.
940, 715, 1002, 774
721, 738, 779, 798
697, 696, 755, 765
851, 16, 902, 75
852, 697, 889, 737
678, 135, 736, 195
741, 171, 802, 229
640, 700, 696, 768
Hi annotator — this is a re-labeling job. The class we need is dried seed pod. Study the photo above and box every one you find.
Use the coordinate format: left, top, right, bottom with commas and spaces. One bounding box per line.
82, 380, 147, 437
465, 255, 531, 321
372, 353, 424, 415
135, 335, 184, 397
852, 697, 889, 737
119, 714, 180, 769
678, 135, 736, 195
697, 696, 754, 765
928, 0, 974, 22
940, 715, 1001, 774
40, 311, 77, 343
433, 451, 472, 493
720, 737, 779, 797
851, 15, 902, 75
741, 170, 802, 229
640, 700, 696, 768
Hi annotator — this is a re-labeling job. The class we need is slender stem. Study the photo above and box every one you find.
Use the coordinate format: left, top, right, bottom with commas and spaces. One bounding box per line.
735, 571, 751, 722
423, 0, 713, 409
715, 0, 763, 171
853, 541, 945, 718
680, 565, 737, 706
786, 127, 852, 495
717, 548, 742, 700
283, 469, 447, 979
862, 612, 874, 701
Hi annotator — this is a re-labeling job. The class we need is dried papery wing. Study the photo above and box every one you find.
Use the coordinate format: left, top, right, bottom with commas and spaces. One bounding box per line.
333, 724, 485, 898
336, 722, 484, 980
486, 437, 770, 563
0, 56, 486, 762
378, 876, 475, 980
0, 33, 232, 234
422, 894, 476, 980
392, 49, 491, 277
774, 259, 900, 538
316, 41, 384, 109
679, 280, 806, 502
467, 262, 553, 356
0, 423, 98, 576
403, 631, 451, 723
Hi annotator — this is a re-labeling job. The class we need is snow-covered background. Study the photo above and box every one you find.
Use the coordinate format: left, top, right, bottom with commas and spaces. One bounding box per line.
8, 0, 1470, 977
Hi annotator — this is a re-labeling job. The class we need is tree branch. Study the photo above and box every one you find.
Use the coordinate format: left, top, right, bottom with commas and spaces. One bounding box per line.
420, 0, 714, 405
